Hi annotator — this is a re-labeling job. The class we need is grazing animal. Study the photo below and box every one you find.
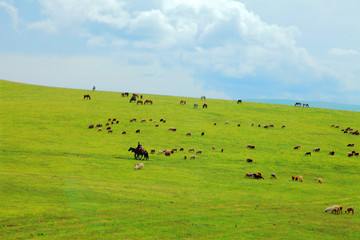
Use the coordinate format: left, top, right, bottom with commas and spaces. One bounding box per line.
116, 121, 119, 124
165, 151, 171, 156
196, 150, 202, 154
84, 94, 91, 99
190, 155, 195, 159
305, 152, 311, 156
282, 125, 286, 128
202, 103, 208, 108
135, 129, 140, 133
246, 158, 253, 163
264, 125, 269, 129
88, 124, 94, 129
188, 148, 195, 152
212, 146, 215, 150
194, 103, 198, 108
325, 206, 338, 214
294, 145, 300, 150
106, 126, 111, 130
253, 174, 264, 179
201, 132, 204, 136
214, 122, 217, 125
172, 148, 178, 152
180, 100, 186, 104
313, 148, 320, 152
237, 99, 242, 103
122, 131, 126, 134
245, 172, 254, 178
292, 176, 295, 181
168, 127, 176, 131
347, 143, 354, 147
221, 148, 224, 152
137, 100, 143, 105
271, 173, 277, 179
348, 152, 353, 157
163, 120, 166, 123
329, 151, 335, 155
225, 121, 229, 124
247, 145, 255, 149
186, 132, 191, 136
135, 163, 144, 170
201, 96, 206, 100
108, 129, 113, 133
144, 99, 153, 104
155, 124, 159, 127
141, 119, 146, 123
345, 206, 355, 214
180, 148, 184, 151
318, 177, 322, 183
96, 123, 102, 127
294, 102, 301, 106
295, 176, 299, 181
237, 124, 241, 127
151, 149, 155, 154
97, 128, 102, 132
129, 96, 136, 102
299, 176, 303, 182
106, 122, 110, 126
184, 155, 187, 159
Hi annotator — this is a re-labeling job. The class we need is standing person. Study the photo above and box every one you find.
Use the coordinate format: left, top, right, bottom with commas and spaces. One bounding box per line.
92, 85, 96, 91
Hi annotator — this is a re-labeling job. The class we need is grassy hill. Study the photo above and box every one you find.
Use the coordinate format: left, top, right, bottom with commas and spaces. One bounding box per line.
1, 79, 359, 239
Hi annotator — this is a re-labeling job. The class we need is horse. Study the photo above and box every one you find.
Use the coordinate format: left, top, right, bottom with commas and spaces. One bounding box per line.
201, 96, 206, 100
84, 94, 91, 100
203, 103, 208, 108
180, 100, 186, 104
237, 99, 242, 104
128, 147, 149, 160
294, 102, 301, 106
303, 103, 309, 107
144, 99, 153, 104
194, 103, 198, 108
137, 100, 143, 105
129, 96, 136, 103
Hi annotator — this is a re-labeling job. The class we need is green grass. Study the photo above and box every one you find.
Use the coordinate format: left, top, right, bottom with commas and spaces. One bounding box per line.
1, 79, 360, 239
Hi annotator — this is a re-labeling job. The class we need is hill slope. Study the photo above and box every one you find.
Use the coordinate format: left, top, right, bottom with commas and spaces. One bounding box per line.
1, 80, 360, 239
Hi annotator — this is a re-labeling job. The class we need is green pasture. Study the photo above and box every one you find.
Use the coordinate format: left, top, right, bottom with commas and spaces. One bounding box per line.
1, 79, 359, 239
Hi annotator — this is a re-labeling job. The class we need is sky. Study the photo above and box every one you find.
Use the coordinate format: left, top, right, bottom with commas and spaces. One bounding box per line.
1, 0, 359, 105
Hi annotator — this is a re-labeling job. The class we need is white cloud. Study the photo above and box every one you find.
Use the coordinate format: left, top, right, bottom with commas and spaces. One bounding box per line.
328, 48, 360, 56
0, 1, 20, 30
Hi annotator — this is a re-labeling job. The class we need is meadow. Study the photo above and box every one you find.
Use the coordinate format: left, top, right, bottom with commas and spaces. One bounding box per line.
1, 79, 360, 239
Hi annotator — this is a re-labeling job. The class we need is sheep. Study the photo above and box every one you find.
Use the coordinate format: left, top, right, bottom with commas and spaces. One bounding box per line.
214, 122, 217, 125
88, 124, 94, 129
318, 177, 322, 183
294, 146, 300, 150
196, 150, 202, 154
188, 148, 195, 152
186, 132, 191, 136
329, 150, 335, 155
155, 124, 159, 127
106, 122, 110, 126
299, 176, 303, 182
325, 206, 339, 214
347, 143, 354, 147
212, 145, 215, 150
201, 132, 204, 136
168, 127, 176, 131
97, 128, 102, 132
247, 145, 255, 149
172, 148, 177, 152
190, 155, 195, 159
282, 125, 286, 128
135, 163, 144, 170
157, 150, 164, 154
151, 149, 155, 154
271, 173, 277, 179
313, 148, 320, 152
345, 206, 354, 214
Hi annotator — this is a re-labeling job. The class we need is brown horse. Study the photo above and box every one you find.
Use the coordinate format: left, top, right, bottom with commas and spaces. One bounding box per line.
294, 102, 301, 106
144, 99, 153, 104
180, 100, 186, 104
137, 100, 143, 105
84, 94, 91, 99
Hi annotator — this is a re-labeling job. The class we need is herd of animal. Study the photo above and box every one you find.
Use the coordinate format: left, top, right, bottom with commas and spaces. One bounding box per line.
85, 93, 358, 215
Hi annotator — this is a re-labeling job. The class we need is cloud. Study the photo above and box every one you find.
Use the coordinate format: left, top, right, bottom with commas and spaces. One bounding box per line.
0, 1, 20, 30
328, 48, 360, 56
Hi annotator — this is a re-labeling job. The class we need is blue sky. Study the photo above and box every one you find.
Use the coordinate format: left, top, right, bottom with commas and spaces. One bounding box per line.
1, 0, 359, 104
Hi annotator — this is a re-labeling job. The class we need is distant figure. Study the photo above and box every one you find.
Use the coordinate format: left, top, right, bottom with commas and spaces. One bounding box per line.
92, 85, 95, 91
201, 96, 206, 100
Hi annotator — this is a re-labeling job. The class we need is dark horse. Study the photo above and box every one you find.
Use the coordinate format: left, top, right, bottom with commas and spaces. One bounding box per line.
128, 147, 149, 160
84, 94, 91, 99
129, 96, 136, 103
294, 102, 301, 106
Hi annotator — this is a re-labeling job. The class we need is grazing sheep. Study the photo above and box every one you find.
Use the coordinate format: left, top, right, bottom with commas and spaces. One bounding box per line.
305, 152, 311, 156
88, 124, 94, 129
96, 123, 102, 127
108, 118, 112, 121
190, 155, 195, 159
246, 158, 253, 163
299, 176, 303, 182
329, 150, 335, 155
271, 173, 277, 179
355, 152, 359, 156
135, 163, 144, 170
264, 125, 269, 128
111, 122, 114, 125
186, 132, 191, 136
184, 155, 187, 159
122, 131, 126, 134
225, 121, 229, 124
106, 126, 111, 130
325, 206, 339, 214
313, 148, 320, 152
157, 150, 164, 154
212, 145, 215, 150
151, 149, 155, 154
345, 206, 355, 214
135, 129, 140, 133
196, 150, 202, 154
108, 129, 113, 133
318, 177, 322, 183
188, 148, 195, 152
253, 174, 264, 179
116, 120, 119, 124
97, 128, 102, 132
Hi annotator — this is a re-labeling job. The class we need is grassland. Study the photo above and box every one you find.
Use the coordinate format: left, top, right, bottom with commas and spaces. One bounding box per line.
1, 79, 360, 239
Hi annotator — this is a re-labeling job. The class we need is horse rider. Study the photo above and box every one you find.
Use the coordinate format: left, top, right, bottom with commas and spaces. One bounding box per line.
137, 142, 143, 151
